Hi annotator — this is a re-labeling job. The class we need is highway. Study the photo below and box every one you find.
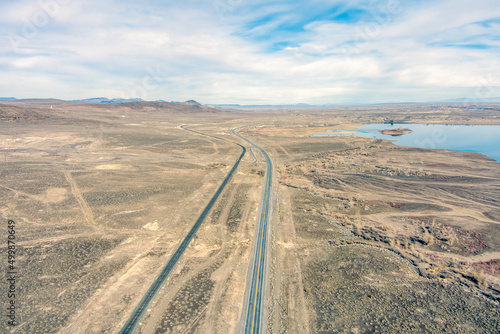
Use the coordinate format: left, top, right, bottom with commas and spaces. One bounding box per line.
232, 128, 273, 334
180, 125, 226, 141
118, 128, 246, 334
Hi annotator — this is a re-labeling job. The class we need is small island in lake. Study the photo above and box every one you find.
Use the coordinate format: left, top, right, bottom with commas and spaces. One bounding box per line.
379, 127, 413, 136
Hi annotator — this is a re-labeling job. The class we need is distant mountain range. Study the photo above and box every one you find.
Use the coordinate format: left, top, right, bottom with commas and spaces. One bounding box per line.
2, 96, 500, 106
439, 97, 500, 103
72, 97, 145, 103
213, 98, 500, 108
71, 97, 206, 105
211, 103, 316, 108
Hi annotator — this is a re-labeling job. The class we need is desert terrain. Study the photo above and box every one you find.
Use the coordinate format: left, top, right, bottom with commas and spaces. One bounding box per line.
1, 100, 499, 333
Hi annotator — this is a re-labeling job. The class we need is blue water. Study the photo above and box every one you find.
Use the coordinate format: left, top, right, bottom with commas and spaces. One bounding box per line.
316, 123, 500, 162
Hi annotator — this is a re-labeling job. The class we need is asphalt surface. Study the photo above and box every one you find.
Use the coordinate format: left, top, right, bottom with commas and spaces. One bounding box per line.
232, 128, 273, 334
118, 128, 246, 334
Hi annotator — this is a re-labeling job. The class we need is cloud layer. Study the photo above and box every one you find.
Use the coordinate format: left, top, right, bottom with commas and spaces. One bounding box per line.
1, 0, 499, 104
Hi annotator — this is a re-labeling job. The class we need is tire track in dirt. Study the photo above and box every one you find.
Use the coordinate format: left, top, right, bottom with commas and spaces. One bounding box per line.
275, 184, 311, 333
63, 170, 96, 225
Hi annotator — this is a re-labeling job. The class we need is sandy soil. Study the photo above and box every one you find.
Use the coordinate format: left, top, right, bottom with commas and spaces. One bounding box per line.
258, 121, 500, 333
1, 101, 499, 333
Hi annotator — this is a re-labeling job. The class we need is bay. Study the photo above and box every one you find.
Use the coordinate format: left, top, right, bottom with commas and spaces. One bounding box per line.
316, 123, 500, 162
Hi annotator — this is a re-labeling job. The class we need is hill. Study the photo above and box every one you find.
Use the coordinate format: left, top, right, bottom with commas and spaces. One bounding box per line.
0, 103, 50, 121
72, 97, 144, 103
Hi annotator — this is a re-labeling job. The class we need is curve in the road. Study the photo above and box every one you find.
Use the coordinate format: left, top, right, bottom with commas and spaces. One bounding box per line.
232, 128, 273, 334
118, 128, 246, 334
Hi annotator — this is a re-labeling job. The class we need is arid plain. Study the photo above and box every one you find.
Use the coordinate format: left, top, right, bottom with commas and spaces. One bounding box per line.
1, 100, 499, 333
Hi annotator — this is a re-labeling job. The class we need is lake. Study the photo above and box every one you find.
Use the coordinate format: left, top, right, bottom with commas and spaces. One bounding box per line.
315, 123, 500, 162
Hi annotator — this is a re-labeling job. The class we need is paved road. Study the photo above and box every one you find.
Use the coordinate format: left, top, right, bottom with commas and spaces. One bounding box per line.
118, 128, 245, 334
180, 125, 226, 141
232, 128, 273, 334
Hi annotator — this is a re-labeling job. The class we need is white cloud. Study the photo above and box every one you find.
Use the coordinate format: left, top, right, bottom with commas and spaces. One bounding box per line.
0, 0, 499, 103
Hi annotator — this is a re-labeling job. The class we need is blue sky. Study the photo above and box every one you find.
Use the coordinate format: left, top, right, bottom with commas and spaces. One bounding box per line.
0, 0, 499, 104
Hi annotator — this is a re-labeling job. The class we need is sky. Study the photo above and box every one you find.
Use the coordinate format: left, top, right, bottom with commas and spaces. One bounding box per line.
0, 0, 499, 104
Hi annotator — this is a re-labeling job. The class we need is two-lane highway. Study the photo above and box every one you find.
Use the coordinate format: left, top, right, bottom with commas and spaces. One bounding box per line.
232, 128, 273, 334
119, 126, 271, 334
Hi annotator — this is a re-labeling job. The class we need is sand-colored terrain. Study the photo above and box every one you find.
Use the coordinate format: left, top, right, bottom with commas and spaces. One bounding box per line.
249, 123, 361, 137
0, 101, 261, 333
252, 122, 500, 333
1, 101, 499, 333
